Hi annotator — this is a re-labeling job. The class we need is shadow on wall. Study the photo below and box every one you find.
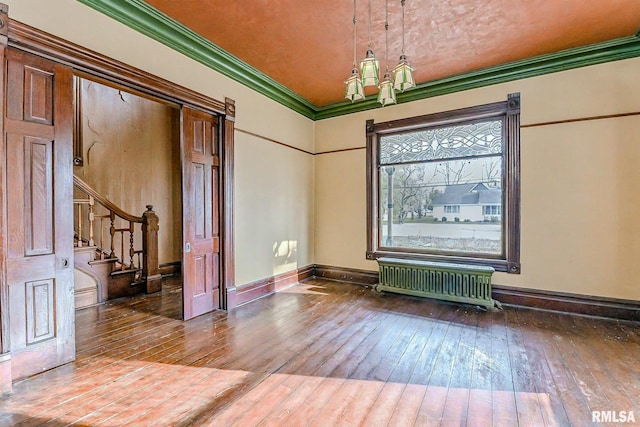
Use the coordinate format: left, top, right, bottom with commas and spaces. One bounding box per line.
273, 239, 298, 276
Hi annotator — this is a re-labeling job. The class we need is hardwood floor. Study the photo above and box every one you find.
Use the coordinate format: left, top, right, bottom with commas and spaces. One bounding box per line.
0, 277, 639, 426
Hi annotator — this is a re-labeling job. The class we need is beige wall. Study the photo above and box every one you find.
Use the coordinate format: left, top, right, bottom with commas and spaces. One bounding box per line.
235, 133, 314, 285
8, 0, 316, 287
315, 57, 640, 301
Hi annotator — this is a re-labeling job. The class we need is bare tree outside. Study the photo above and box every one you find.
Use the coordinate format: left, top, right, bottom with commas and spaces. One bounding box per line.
435, 160, 472, 185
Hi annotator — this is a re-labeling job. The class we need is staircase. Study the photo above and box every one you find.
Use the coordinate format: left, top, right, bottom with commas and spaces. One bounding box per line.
73, 175, 162, 308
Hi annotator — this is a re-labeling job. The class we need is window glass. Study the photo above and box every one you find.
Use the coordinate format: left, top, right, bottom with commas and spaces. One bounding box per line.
378, 132, 503, 256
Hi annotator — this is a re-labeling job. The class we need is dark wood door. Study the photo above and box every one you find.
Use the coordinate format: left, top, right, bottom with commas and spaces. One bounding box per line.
181, 106, 221, 320
4, 49, 75, 379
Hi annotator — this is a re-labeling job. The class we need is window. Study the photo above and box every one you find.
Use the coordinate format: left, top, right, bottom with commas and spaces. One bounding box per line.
483, 205, 501, 216
366, 93, 521, 273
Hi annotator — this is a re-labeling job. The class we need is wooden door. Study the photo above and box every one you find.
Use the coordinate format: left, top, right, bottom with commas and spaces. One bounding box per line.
4, 49, 75, 380
181, 106, 221, 320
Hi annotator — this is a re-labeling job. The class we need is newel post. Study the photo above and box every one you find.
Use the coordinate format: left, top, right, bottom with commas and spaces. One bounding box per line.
142, 205, 162, 293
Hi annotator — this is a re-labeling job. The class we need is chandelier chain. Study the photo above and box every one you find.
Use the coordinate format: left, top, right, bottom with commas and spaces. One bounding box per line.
352, 0, 357, 67
367, 1, 373, 48
401, 0, 406, 54
384, 0, 389, 72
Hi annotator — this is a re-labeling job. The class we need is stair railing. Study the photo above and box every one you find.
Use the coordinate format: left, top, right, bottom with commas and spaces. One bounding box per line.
73, 175, 161, 293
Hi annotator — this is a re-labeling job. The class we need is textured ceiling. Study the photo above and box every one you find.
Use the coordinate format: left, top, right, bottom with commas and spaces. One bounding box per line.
144, 0, 640, 107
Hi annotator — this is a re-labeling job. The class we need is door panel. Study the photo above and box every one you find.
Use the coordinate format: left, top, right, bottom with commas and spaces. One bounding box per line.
5, 49, 74, 380
23, 66, 53, 125
5, 133, 57, 258
25, 279, 56, 344
24, 137, 54, 255
182, 106, 220, 320
193, 162, 207, 238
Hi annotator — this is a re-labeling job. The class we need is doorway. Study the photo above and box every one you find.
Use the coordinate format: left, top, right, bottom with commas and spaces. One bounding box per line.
73, 75, 184, 318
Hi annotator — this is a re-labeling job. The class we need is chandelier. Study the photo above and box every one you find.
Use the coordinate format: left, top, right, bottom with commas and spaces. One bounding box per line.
345, 0, 416, 106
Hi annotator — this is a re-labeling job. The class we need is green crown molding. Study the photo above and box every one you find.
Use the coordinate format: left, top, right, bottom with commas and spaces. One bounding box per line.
76, 0, 317, 119
77, 0, 640, 121
315, 34, 640, 120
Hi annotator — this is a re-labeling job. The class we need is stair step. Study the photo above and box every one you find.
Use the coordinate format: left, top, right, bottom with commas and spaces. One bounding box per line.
108, 269, 145, 299
111, 268, 142, 282
74, 244, 98, 252
88, 258, 118, 266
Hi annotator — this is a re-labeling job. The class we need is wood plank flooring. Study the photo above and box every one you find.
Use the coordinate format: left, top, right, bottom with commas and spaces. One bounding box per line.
0, 277, 639, 426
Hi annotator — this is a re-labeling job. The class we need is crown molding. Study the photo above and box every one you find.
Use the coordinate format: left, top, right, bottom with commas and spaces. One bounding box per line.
315, 34, 640, 120
75, 0, 317, 119
77, 0, 640, 121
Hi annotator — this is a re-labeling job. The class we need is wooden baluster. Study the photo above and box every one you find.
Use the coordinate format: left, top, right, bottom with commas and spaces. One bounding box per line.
74, 202, 78, 247
88, 195, 95, 246
129, 222, 135, 269
109, 212, 116, 258
120, 230, 125, 271
99, 217, 105, 259
77, 204, 83, 247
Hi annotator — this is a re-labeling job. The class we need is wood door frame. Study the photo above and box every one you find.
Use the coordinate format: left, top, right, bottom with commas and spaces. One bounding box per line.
0, 4, 10, 394
0, 11, 237, 391
3, 17, 236, 305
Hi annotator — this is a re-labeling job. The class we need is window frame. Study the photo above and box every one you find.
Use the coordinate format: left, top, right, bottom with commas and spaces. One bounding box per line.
444, 205, 461, 214
365, 93, 521, 273
483, 205, 501, 216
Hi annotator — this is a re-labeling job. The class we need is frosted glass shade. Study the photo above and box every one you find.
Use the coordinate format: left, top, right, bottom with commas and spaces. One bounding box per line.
359, 48, 380, 87
345, 68, 365, 103
377, 73, 396, 106
392, 55, 415, 92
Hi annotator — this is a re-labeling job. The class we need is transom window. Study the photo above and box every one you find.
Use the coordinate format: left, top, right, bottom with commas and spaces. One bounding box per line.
366, 93, 521, 273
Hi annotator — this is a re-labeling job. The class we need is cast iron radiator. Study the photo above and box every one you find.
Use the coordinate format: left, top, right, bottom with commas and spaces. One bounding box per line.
375, 257, 502, 310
